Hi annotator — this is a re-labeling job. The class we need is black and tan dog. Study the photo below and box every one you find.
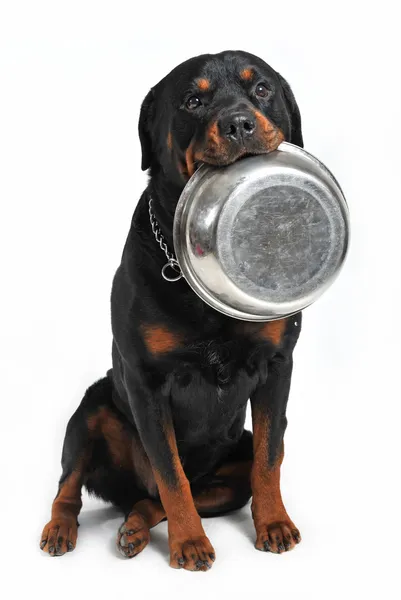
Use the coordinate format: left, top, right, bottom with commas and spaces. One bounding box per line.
40, 50, 304, 571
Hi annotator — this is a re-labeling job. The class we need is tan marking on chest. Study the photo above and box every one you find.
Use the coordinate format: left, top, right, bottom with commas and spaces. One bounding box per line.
235, 319, 287, 346
141, 325, 182, 355
260, 319, 287, 345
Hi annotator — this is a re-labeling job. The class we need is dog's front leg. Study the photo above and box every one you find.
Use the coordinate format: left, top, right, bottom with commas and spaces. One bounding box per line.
125, 369, 215, 571
250, 353, 301, 554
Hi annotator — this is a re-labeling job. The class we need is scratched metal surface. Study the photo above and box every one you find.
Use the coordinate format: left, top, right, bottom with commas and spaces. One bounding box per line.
221, 180, 344, 303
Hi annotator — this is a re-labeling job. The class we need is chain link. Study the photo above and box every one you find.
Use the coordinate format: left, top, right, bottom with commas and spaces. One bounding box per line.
148, 197, 183, 282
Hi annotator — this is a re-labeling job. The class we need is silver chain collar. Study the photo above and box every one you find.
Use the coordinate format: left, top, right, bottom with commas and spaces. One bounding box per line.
148, 197, 183, 282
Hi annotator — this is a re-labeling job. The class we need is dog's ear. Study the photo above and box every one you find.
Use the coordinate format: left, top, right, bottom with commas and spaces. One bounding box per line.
138, 89, 155, 171
276, 73, 303, 148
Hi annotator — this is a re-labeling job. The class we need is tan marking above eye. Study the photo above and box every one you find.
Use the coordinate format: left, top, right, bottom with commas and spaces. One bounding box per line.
197, 78, 210, 91
240, 68, 253, 81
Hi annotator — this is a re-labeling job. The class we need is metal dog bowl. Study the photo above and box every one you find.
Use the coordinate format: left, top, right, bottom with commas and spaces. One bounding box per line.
173, 142, 349, 321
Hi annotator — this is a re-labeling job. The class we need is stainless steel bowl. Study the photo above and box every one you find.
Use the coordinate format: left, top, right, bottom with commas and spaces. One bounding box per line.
173, 142, 350, 321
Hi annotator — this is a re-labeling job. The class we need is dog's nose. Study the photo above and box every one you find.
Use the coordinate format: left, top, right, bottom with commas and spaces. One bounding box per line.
219, 112, 256, 142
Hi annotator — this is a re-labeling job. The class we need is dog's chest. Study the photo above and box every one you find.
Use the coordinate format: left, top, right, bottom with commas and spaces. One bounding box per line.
167, 327, 274, 443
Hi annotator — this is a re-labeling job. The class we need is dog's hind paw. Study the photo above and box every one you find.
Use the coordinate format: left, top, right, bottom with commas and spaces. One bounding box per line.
117, 511, 150, 558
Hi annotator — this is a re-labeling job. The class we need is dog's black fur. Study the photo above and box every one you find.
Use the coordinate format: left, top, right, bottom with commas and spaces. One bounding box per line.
40, 51, 304, 570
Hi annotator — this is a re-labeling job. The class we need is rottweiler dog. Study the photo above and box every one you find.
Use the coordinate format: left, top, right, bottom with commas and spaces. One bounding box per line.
40, 50, 304, 571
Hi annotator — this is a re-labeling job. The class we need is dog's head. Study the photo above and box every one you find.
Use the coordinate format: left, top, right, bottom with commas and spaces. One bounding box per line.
139, 51, 303, 186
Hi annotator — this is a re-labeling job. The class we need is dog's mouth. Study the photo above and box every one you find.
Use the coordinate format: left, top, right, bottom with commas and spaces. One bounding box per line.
193, 150, 277, 176
196, 150, 271, 170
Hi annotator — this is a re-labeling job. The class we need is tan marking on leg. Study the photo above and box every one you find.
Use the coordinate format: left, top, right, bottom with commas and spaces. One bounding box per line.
88, 407, 133, 470
40, 459, 86, 555
153, 422, 215, 571
133, 498, 166, 527
194, 459, 252, 514
52, 470, 83, 522
117, 498, 166, 558
251, 410, 285, 520
153, 424, 201, 534
214, 459, 252, 478
194, 486, 237, 512
251, 407, 300, 553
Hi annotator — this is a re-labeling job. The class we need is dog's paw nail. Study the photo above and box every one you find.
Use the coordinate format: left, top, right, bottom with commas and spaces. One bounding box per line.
292, 530, 301, 543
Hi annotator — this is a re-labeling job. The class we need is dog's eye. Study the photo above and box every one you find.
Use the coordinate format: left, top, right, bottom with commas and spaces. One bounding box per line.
186, 96, 202, 110
255, 83, 270, 98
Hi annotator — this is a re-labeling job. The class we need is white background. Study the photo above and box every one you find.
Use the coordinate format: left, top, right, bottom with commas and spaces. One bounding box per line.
1, 1, 400, 598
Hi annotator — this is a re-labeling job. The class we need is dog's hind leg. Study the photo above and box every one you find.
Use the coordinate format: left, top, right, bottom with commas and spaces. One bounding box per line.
117, 432, 254, 559
116, 461, 252, 561
116, 498, 166, 558
40, 376, 112, 556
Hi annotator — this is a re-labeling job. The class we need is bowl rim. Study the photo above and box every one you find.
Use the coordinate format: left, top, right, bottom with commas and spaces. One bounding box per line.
173, 142, 350, 322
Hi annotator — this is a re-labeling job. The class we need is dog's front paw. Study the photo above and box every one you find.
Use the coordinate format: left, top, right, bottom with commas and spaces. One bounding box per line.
40, 517, 78, 556
255, 520, 301, 553
117, 511, 150, 558
169, 535, 215, 571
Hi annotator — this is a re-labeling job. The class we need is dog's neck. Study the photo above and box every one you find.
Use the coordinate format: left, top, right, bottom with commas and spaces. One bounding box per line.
147, 171, 186, 250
